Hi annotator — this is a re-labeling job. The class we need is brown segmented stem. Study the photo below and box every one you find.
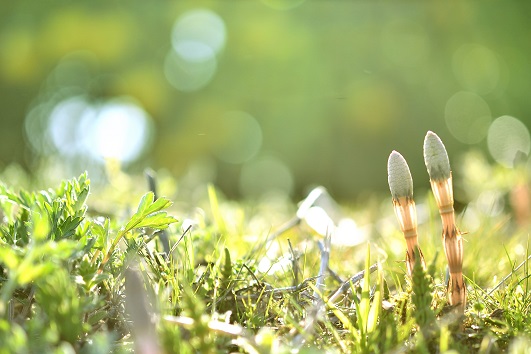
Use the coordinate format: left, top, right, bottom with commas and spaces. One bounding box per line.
392, 197, 425, 276
430, 178, 456, 232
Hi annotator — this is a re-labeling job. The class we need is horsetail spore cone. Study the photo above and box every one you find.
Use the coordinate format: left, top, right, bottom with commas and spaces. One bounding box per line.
388, 151, 414, 200
423, 131, 451, 180
423, 131, 466, 314
387, 151, 425, 276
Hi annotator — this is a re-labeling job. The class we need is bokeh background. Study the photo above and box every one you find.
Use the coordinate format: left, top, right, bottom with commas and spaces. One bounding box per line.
1, 0, 531, 201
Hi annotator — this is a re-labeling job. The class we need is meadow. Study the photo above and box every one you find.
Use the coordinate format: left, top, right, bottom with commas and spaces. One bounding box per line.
0, 145, 530, 354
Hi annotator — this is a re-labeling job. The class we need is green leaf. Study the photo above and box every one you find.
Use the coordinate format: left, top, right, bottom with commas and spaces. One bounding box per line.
149, 196, 173, 214
38, 190, 52, 205
99, 192, 177, 272
14, 208, 30, 245
89, 220, 109, 250
358, 243, 371, 334
57, 215, 84, 240
73, 187, 89, 212
137, 192, 155, 215
134, 212, 177, 230
208, 184, 226, 234
221, 247, 232, 288
19, 190, 34, 207
367, 264, 383, 333
125, 193, 175, 232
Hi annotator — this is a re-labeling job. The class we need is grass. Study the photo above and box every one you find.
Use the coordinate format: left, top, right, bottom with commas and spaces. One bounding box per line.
0, 150, 530, 353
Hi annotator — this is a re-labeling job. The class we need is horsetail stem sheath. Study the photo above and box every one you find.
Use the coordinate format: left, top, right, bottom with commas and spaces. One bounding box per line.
387, 151, 425, 276
423, 131, 466, 314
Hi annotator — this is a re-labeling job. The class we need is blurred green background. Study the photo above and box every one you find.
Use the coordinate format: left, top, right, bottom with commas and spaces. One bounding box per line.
1, 0, 530, 201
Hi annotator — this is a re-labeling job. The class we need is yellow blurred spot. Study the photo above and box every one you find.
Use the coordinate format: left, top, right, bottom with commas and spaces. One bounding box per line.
345, 79, 402, 133
113, 65, 169, 117
40, 6, 135, 64
156, 101, 228, 172
239, 16, 309, 61
0, 28, 40, 83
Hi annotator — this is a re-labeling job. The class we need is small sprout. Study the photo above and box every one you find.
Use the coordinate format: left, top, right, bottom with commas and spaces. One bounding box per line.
423, 131, 451, 181
387, 151, 425, 276
387, 151, 413, 199
423, 131, 466, 315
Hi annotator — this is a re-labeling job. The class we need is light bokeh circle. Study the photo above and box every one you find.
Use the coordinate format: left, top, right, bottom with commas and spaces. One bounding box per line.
240, 156, 294, 198
171, 9, 226, 57
81, 99, 153, 163
487, 115, 530, 168
453, 44, 500, 95
445, 91, 491, 144
215, 111, 263, 164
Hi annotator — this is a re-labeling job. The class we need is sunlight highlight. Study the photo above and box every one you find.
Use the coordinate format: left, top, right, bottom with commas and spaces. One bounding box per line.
83, 99, 153, 163
48, 96, 95, 156
46, 96, 153, 164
